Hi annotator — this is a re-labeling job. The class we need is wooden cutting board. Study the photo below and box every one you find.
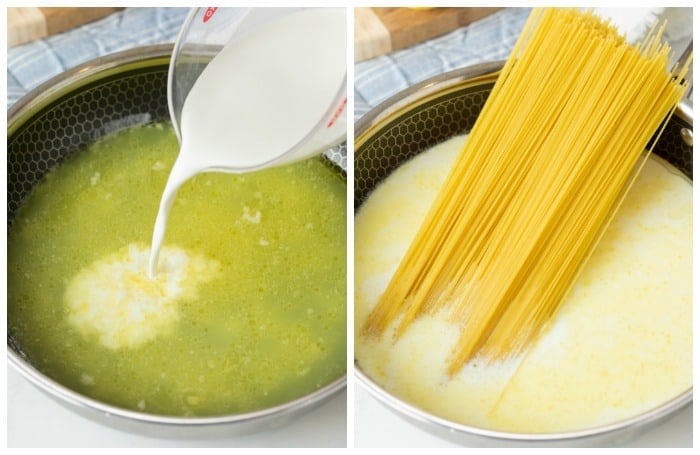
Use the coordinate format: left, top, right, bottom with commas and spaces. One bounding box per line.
355, 7, 502, 62
8, 7, 123, 47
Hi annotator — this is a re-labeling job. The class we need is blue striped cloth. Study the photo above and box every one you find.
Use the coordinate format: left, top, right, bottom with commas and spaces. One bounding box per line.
7, 7, 691, 114
7, 7, 530, 114
7, 7, 189, 108
354, 7, 693, 120
354, 8, 531, 121
8, 7, 531, 114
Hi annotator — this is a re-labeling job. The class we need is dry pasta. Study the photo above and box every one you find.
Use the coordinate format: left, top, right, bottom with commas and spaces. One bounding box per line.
361, 8, 691, 376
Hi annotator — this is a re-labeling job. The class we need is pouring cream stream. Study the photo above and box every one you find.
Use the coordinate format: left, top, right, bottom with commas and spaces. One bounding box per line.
149, 8, 346, 278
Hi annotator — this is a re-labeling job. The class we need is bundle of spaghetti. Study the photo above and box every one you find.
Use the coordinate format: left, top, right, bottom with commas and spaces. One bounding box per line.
361, 8, 691, 376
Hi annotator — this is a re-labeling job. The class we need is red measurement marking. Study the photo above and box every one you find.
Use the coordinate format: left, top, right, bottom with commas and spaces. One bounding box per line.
326, 97, 347, 128
203, 7, 218, 23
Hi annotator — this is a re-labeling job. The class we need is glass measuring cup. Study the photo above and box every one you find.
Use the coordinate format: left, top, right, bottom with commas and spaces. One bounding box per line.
167, 7, 348, 172
150, 7, 347, 278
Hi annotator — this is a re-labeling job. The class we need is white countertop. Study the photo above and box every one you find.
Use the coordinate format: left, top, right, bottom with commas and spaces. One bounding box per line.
7, 366, 347, 448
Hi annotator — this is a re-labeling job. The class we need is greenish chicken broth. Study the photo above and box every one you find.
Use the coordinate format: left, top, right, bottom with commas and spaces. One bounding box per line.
8, 122, 346, 416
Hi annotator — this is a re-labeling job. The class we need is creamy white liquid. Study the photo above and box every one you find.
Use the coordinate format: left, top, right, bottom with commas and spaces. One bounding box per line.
149, 8, 346, 277
355, 135, 692, 433
66, 243, 220, 350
